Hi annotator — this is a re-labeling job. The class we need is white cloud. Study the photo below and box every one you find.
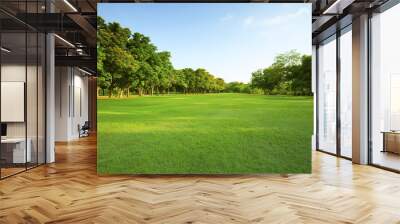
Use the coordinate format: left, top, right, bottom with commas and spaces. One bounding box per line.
242, 7, 309, 28
262, 7, 309, 27
220, 14, 234, 22
243, 16, 255, 26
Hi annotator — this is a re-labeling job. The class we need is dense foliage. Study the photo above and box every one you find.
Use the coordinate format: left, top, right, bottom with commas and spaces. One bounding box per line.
97, 17, 312, 97
97, 17, 225, 97
250, 51, 312, 96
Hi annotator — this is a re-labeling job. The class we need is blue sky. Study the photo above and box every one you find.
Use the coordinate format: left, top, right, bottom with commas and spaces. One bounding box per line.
98, 3, 311, 83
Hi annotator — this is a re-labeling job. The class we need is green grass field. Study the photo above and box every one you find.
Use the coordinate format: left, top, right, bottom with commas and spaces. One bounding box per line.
97, 94, 313, 174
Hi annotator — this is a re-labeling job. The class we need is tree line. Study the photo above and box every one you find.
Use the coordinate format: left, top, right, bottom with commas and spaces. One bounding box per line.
97, 17, 311, 97
97, 17, 225, 97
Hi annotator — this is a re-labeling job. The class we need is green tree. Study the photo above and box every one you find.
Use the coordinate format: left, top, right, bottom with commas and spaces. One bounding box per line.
287, 55, 312, 95
250, 50, 311, 95
97, 16, 135, 97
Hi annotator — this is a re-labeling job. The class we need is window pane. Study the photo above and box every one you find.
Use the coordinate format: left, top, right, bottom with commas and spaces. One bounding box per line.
371, 4, 400, 171
318, 36, 337, 154
340, 28, 352, 158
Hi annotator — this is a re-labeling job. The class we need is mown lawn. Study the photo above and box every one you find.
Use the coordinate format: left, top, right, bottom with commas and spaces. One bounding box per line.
97, 93, 313, 174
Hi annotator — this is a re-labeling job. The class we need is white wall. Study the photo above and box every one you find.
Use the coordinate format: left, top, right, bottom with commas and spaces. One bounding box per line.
55, 66, 70, 141
1, 65, 41, 137
55, 67, 89, 141
1, 64, 26, 139
72, 72, 89, 138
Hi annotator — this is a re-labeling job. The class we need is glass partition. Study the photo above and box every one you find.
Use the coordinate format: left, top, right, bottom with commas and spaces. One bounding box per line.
317, 35, 337, 154
370, 4, 400, 171
1, 31, 28, 177
0, 2, 46, 179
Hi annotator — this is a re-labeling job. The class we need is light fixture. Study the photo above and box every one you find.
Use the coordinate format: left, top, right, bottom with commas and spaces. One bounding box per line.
63, 0, 78, 12
1, 47, 11, 53
322, 0, 354, 15
75, 42, 85, 48
78, 67, 92, 76
54, 34, 75, 48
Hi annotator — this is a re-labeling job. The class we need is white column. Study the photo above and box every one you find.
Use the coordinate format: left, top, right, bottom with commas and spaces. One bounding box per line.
55, 67, 74, 141
352, 14, 369, 164
46, 32, 55, 163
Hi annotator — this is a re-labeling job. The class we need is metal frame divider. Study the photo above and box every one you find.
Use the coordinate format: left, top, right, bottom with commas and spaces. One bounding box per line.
336, 24, 341, 157
25, 0, 28, 171
44, 0, 48, 165
0, 19, 2, 179
367, 10, 373, 165
315, 45, 320, 151
36, 0, 39, 168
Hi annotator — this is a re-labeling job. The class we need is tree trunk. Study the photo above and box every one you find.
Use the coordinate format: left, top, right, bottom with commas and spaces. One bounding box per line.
108, 87, 112, 98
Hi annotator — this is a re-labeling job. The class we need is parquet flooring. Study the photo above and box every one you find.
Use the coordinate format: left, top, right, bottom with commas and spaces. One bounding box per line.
0, 167, 26, 178
1, 134, 400, 223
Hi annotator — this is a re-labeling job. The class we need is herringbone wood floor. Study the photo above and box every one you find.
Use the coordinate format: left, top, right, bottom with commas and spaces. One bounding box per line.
1, 135, 400, 224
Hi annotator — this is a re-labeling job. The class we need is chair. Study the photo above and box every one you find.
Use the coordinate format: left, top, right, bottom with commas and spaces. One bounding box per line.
79, 121, 90, 138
